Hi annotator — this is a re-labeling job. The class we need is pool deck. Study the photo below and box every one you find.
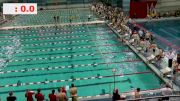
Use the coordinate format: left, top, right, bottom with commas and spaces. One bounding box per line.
0, 20, 105, 30
132, 16, 180, 23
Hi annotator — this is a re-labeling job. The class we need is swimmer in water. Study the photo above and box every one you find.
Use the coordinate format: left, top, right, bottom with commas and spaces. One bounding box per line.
17, 80, 21, 86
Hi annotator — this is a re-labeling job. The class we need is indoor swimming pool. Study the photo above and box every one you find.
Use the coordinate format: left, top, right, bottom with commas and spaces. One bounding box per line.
0, 8, 164, 101
138, 19, 180, 53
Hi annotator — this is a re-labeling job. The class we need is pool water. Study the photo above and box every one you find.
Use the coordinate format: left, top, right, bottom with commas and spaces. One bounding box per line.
138, 19, 180, 52
0, 9, 163, 101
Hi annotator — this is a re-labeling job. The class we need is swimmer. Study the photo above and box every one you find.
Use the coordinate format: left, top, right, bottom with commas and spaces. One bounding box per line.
127, 78, 132, 83
69, 41, 72, 45
52, 42, 55, 45
97, 73, 101, 79
47, 66, 50, 70
71, 64, 74, 68
71, 76, 75, 81
93, 62, 97, 67
45, 78, 48, 84
24, 68, 28, 72
17, 80, 21, 86
70, 55, 73, 59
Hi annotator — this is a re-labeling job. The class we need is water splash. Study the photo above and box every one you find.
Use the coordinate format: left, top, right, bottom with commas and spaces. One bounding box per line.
0, 35, 22, 69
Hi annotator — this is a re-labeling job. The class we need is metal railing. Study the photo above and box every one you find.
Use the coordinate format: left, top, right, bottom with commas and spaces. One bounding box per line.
127, 95, 180, 101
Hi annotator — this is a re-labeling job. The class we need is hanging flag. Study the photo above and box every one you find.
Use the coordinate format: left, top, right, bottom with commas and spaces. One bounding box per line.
147, 3, 150, 15
150, 3, 154, 14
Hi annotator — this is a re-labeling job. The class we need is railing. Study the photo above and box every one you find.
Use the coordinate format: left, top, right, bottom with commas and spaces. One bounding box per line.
127, 95, 180, 101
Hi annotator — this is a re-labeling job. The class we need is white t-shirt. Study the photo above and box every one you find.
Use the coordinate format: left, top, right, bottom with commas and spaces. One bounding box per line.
161, 87, 172, 96
138, 30, 143, 37
166, 51, 176, 59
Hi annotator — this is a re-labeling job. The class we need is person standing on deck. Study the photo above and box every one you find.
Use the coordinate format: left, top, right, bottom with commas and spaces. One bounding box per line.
56, 88, 67, 101
160, 84, 172, 100
70, 84, 78, 101
25, 89, 35, 101
166, 50, 176, 68
112, 89, 120, 101
35, 89, 44, 101
49, 90, 56, 101
7, 91, 17, 101
134, 88, 141, 100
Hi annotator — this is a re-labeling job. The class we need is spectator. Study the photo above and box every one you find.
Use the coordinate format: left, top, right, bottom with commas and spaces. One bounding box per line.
156, 49, 164, 60
139, 38, 146, 52
70, 84, 78, 101
177, 54, 180, 64
160, 84, 172, 100
131, 31, 140, 45
25, 89, 35, 101
145, 31, 151, 41
49, 90, 56, 101
138, 29, 144, 39
35, 89, 44, 101
56, 88, 67, 101
166, 50, 176, 67
112, 89, 120, 101
7, 91, 16, 101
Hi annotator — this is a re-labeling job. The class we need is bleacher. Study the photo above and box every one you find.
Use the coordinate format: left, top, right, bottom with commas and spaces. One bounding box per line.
22, 0, 91, 6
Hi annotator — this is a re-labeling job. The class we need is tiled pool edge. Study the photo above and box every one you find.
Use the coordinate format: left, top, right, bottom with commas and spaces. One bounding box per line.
0, 20, 105, 30
133, 17, 180, 23
106, 22, 180, 91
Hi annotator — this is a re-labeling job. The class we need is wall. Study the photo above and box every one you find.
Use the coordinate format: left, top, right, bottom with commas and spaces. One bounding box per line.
129, 0, 157, 18
130, 1, 147, 18
155, 0, 180, 14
